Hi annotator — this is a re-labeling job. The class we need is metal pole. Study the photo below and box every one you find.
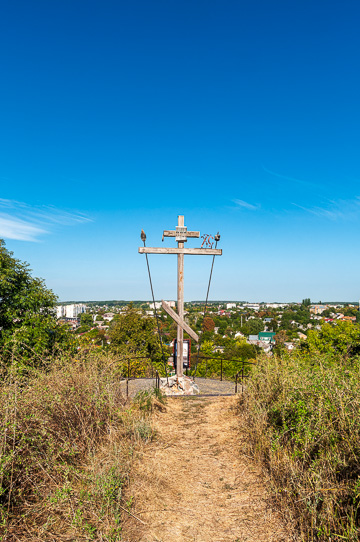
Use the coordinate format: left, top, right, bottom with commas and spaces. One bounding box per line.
241, 362, 244, 393
235, 373, 238, 394
126, 379, 129, 398
220, 358, 223, 381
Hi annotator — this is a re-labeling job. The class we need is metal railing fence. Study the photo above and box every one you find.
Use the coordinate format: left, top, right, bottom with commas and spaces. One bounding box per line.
118, 354, 255, 397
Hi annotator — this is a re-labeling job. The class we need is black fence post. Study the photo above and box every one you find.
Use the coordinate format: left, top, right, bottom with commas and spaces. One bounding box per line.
241, 362, 244, 393
235, 372, 238, 394
220, 358, 223, 382
126, 378, 129, 398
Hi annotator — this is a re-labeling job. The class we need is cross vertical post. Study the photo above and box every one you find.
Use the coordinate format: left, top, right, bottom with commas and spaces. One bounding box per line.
177, 215, 184, 378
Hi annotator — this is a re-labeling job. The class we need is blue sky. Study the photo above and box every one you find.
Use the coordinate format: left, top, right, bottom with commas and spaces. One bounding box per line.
1, 0, 360, 302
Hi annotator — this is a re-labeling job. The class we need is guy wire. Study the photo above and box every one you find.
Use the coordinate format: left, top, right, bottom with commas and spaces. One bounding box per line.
143, 239, 169, 383
193, 237, 218, 380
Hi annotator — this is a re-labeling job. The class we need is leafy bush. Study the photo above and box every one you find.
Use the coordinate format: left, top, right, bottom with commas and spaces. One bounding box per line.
304, 321, 360, 358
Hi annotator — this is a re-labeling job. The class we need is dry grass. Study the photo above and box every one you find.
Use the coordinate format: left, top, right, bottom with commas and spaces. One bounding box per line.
121, 395, 294, 542
0, 351, 160, 541
238, 352, 360, 541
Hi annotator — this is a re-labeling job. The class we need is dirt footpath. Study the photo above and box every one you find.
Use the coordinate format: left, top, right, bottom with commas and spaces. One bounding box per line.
122, 396, 294, 542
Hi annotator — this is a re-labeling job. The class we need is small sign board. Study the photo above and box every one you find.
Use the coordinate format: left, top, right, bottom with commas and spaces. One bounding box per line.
173, 339, 191, 369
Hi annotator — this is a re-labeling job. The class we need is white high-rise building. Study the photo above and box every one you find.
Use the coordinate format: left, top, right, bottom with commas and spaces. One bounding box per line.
149, 301, 175, 310
56, 304, 87, 319
149, 301, 162, 310
56, 305, 65, 318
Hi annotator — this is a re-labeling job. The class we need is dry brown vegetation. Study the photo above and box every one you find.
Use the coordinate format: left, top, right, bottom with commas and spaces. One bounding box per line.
0, 352, 161, 541
122, 395, 294, 542
239, 352, 360, 541
6, 344, 355, 541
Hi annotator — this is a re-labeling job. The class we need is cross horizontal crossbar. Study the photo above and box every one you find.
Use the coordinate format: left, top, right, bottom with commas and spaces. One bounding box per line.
163, 230, 200, 238
139, 247, 222, 255
161, 300, 199, 342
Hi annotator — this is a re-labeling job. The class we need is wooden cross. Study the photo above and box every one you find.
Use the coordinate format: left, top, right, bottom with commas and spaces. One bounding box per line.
139, 215, 222, 377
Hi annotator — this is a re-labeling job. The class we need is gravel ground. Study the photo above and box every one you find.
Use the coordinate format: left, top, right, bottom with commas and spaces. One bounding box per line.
119, 376, 239, 398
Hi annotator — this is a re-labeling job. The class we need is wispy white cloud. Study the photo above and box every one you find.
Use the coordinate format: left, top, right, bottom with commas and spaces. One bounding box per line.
263, 166, 320, 189
292, 197, 360, 221
233, 199, 259, 210
0, 199, 92, 242
0, 215, 47, 242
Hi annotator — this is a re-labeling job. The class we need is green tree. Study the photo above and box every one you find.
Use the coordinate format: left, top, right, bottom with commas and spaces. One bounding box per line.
217, 319, 228, 335
0, 239, 69, 364
241, 318, 264, 336
80, 313, 93, 326
108, 306, 164, 376
305, 321, 360, 358
224, 338, 258, 360
280, 310, 297, 331
270, 318, 278, 332
200, 339, 214, 357
77, 324, 91, 334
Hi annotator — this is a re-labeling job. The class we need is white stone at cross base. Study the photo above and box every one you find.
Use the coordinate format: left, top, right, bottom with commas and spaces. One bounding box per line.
160, 375, 200, 396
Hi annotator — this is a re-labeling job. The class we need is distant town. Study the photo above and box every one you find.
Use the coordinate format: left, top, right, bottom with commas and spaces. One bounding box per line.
55, 300, 360, 355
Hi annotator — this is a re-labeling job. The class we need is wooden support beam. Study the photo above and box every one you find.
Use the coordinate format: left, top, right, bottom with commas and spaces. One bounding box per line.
139, 247, 222, 255
161, 300, 199, 343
